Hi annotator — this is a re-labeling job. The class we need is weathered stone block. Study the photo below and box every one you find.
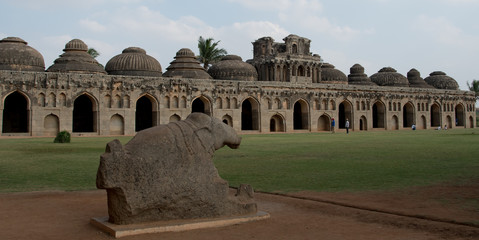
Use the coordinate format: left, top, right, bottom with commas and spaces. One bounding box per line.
96, 112, 256, 224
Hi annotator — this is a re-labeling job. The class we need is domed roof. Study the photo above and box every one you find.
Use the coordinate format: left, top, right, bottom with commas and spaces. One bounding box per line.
0, 37, 45, 72
424, 71, 459, 90
407, 68, 434, 88
208, 55, 257, 81
162, 48, 212, 79
370, 67, 409, 87
105, 47, 162, 77
347, 64, 376, 86
320, 63, 347, 84
47, 39, 106, 74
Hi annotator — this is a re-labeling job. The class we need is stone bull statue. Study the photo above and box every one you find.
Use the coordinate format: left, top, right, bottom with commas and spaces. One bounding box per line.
96, 112, 257, 225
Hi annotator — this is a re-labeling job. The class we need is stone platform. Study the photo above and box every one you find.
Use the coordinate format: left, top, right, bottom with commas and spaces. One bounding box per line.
90, 211, 270, 238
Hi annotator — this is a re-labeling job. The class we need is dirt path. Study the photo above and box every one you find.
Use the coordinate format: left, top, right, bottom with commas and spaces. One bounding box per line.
1, 181, 478, 240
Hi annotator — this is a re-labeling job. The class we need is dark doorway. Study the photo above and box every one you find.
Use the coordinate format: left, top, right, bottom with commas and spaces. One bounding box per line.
136, 96, 153, 132
373, 102, 385, 128
2, 92, 28, 133
293, 102, 303, 129
73, 95, 94, 132
242, 99, 253, 130
431, 104, 440, 127
270, 119, 276, 132
192, 98, 205, 113
403, 103, 414, 128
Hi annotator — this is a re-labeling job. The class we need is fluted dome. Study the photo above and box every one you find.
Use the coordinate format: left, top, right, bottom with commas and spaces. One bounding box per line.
370, 67, 409, 87
47, 39, 106, 74
347, 64, 376, 86
162, 48, 212, 79
208, 55, 258, 81
424, 71, 459, 90
106, 47, 162, 77
320, 63, 347, 84
407, 69, 433, 88
0, 37, 45, 72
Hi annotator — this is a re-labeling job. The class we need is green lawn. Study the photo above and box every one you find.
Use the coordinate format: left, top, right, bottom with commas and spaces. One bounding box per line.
1, 129, 478, 193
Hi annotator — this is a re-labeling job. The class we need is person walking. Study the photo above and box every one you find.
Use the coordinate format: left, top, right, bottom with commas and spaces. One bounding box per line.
345, 118, 350, 134
331, 118, 335, 133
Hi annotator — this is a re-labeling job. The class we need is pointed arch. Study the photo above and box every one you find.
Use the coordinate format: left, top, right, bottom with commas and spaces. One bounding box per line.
446, 115, 452, 129
293, 99, 309, 130
469, 116, 474, 128
339, 100, 353, 129
317, 114, 331, 131
123, 95, 130, 108
403, 102, 415, 128
392, 115, 399, 130
180, 96, 187, 108
104, 94, 111, 108
455, 104, 465, 127
113, 95, 121, 108
270, 114, 285, 132
73, 93, 98, 132
419, 115, 427, 129
2, 91, 30, 133
430, 103, 441, 127
43, 114, 59, 136
373, 101, 386, 128
169, 114, 181, 123
360, 115, 367, 131
222, 114, 233, 127
136, 94, 159, 132
38, 93, 45, 107
110, 114, 124, 135
191, 95, 212, 116
241, 97, 260, 130
47, 93, 56, 107
59, 93, 66, 107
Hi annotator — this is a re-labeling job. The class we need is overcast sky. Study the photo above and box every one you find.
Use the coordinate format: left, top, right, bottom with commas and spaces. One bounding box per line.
1, 0, 478, 91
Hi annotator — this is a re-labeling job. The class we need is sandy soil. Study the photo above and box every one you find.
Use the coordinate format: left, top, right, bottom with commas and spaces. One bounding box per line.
1, 181, 478, 240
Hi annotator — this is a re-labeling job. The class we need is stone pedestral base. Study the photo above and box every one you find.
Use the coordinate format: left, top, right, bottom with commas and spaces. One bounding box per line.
90, 211, 270, 238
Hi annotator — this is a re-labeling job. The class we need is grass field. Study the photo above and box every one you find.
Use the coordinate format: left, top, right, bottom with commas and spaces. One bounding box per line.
1, 129, 478, 193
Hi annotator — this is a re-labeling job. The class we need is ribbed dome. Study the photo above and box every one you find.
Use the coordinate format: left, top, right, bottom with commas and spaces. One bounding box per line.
320, 63, 347, 84
106, 47, 162, 77
208, 55, 258, 81
407, 69, 433, 88
162, 48, 212, 79
424, 71, 459, 90
0, 37, 45, 72
47, 39, 106, 74
370, 67, 409, 87
347, 64, 376, 86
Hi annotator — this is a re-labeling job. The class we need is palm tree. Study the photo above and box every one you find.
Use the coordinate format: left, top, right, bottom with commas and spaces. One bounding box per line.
197, 36, 227, 70
88, 48, 100, 59
467, 80, 479, 100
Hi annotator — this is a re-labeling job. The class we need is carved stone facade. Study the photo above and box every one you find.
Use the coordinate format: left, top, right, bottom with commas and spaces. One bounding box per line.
0, 35, 476, 136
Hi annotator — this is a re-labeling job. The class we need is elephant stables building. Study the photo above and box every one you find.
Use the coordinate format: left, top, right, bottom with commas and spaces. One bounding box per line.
0, 34, 476, 136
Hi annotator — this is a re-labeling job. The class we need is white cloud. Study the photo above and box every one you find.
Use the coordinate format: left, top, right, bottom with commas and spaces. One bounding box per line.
79, 19, 107, 32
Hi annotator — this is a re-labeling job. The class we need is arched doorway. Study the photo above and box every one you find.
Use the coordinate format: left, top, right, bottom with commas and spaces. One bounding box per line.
373, 101, 385, 128
169, 114, 181, 122
360, 116, 367, 131
446, 115, 452, 129
192, 96, 212, 115
241, 98, 259, 130
293, 100, 309, 130
222, 115, 233, 127
419, 115, 427, 129
136, 95, 155, 132
403, 102, 414, 128
430, 103, 441, 127
469, 116, 474, 128
2, 91, 29, 133
110, 114, 124, 135
339, 101, 352, 129
392, 115, 399, 130
317, 115, 330, 131
44, 114, 59, 136
270, 114, 285, 132
73, 94, 96, 132
455, 104, 465, 127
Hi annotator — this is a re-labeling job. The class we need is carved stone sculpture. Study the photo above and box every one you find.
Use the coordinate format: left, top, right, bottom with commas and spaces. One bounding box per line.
96, 112, 256, 225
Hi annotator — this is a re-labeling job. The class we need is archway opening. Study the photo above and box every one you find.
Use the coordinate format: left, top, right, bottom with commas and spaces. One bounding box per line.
2, 92, 29, 133
373, 102, 385, 128
73, 94, 95, 132
270, 114, 285, 132
360, 116, 367, 131
403, 102, 414, 128
339, 101, 352, 129
317, 115, 330, 131
110, 114, 124, 135
169, 114, 181, 123
392, 115, 399, 130
419, 115, 427, 129
446, 115, 452, 129
192, 96, 211, 116
136, 96, 153, 132
431, 103, 440, 127
293, 100, 308, 130
241, 98, 259, 130
455, 104, 465, 127
222, 115, 233, 127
